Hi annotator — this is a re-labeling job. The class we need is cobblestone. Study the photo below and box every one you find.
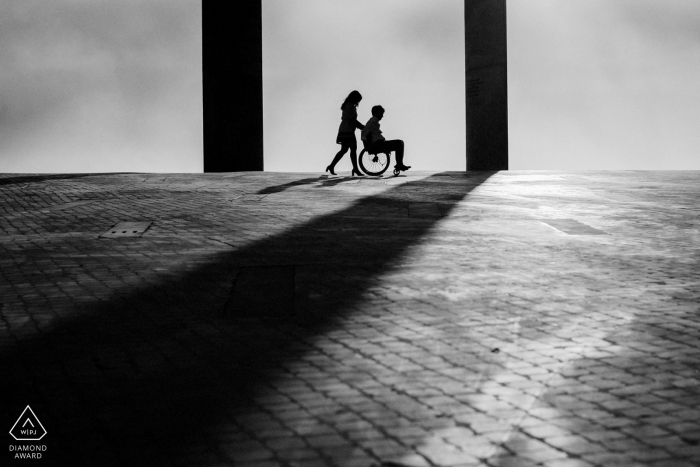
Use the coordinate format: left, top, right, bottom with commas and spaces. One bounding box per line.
1, 170, 699, 466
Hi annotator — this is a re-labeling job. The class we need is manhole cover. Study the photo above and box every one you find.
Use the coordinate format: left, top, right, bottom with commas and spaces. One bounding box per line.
541, 219, 606, 235
100, 221, 152, 238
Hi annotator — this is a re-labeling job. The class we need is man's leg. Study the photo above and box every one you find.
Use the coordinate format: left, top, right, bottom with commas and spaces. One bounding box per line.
383, 140, 406, 168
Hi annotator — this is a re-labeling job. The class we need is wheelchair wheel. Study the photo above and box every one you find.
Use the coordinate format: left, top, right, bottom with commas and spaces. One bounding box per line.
359, 149, 390, 176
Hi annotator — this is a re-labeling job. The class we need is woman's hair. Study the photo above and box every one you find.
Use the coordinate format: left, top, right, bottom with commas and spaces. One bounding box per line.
341, 90, 362, 110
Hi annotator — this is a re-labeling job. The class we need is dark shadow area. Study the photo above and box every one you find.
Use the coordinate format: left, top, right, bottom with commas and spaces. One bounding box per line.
1, 172, 493, 466
0, 173, 140, 186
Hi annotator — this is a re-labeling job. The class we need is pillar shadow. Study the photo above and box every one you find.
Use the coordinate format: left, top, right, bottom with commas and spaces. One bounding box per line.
1, 172, 494, 466
256, 175, 377, 194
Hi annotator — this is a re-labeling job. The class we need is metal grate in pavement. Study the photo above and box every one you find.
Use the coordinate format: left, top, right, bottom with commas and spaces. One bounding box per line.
540, 219, 607, 235
100, 221, 152, 238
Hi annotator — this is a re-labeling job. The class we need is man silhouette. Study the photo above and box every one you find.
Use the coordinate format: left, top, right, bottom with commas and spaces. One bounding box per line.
361, 105, 410, 172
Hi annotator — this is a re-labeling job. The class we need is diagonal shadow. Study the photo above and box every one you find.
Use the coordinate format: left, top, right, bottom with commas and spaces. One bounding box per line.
1, 172, 494, 466
256, 175, 378, 194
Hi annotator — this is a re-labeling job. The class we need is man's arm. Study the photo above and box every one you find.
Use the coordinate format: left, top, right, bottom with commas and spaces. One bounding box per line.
371, 121, 384, 143
361, 119, 374, 141
362, 118, 383, 144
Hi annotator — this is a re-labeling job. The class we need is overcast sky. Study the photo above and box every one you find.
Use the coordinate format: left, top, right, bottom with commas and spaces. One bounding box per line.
0, 0, 202, 173
263, 0, 466, 173
508, 0, 700, 170
2, 1, 699, 173
264, 0, 700, 172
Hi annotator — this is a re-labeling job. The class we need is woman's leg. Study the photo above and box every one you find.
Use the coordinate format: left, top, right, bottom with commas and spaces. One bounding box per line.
349, 139, 362, 175
349, 149, 359, 173
328, 143, 350, 171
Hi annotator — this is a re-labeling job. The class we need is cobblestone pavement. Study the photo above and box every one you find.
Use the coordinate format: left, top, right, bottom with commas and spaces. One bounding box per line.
1, 170, 699, 467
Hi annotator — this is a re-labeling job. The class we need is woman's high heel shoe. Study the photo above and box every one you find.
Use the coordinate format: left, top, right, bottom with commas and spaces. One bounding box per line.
351, 169, 364, 177
326, 165, 336, 175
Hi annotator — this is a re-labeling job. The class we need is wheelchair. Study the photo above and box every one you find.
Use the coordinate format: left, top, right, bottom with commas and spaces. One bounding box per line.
358, 139, 401, 177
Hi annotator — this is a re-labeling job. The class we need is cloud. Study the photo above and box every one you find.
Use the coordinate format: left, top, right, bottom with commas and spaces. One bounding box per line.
616, 0, 700, 46
508, 0, 700, 169
396, 1, 464, 58
0, 0, 202, 173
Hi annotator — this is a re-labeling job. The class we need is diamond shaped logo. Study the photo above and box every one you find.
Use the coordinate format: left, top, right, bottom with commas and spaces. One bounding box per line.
9, 406, 46, 441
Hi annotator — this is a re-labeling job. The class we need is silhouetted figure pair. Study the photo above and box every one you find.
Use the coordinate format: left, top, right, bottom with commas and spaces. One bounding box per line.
326, 91, 365, 176
326, 92, 410, 176
361, 105, 410, 172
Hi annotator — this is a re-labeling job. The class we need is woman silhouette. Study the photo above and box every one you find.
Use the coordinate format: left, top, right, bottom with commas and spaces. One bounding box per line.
326, 90, 365, 176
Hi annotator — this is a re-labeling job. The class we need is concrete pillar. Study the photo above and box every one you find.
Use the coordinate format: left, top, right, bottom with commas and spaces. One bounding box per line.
203, 1, 263, 172
465, 0, 508, 170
